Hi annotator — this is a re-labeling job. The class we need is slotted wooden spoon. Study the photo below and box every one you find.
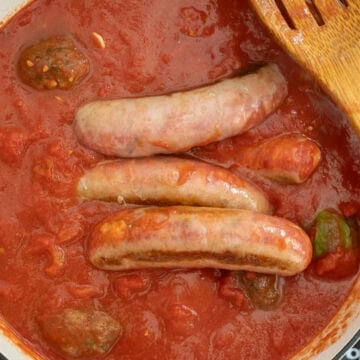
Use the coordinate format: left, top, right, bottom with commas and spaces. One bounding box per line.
249, 0, 360, 135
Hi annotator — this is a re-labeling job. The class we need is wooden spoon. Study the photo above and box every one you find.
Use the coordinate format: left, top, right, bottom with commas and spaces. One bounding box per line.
249, 0, 360, 136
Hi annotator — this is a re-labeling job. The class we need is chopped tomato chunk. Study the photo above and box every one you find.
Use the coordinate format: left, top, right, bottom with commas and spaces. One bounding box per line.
314, 247, 359, 280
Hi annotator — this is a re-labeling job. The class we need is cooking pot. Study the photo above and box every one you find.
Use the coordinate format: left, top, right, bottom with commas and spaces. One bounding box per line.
0, 1, 358, 359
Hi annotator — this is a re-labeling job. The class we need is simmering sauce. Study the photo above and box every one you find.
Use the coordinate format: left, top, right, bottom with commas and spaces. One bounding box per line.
0, 0, 359, 359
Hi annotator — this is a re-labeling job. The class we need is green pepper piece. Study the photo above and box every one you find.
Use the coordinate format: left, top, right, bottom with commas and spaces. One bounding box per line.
313, 210, 353, 258
339, 219, 352, 249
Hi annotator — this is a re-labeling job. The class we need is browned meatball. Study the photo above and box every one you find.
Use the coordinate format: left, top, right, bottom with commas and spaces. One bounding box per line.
238, 272, 283, 310
37, 308, 122, 358
18, 36, 89, 90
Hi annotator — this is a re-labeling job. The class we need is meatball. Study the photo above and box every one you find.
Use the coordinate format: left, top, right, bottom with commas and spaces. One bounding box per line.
37, 308, 122, 358
18, 36, 89, 90
238, 272, 283, 310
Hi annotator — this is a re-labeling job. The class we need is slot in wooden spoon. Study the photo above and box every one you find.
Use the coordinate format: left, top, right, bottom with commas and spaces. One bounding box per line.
250, 0, 360, 136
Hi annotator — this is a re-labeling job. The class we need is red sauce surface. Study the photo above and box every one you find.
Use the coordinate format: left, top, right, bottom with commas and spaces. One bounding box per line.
0, 0, 359, 359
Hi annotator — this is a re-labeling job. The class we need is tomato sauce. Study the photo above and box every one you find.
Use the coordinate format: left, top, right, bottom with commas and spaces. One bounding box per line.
0, 0, 359, 359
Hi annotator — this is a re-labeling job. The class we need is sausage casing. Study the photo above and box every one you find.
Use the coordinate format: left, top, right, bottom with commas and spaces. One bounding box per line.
74, 64, 287, 157
88, 206, 312, 276
77, 157, 271, 213
234, 134, 321, 184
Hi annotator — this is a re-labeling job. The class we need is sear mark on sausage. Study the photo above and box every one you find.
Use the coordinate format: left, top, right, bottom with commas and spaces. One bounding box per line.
37, 308, 122, 358
18, 35, 89, 91
97, 250, 292, 272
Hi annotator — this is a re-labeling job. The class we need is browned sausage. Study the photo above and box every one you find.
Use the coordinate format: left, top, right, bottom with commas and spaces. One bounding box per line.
77, 157, 271, 213
88, 206, 312, 276
18, 35, 89, 90
74, 64, 287, 157
234, 134, 321, 184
